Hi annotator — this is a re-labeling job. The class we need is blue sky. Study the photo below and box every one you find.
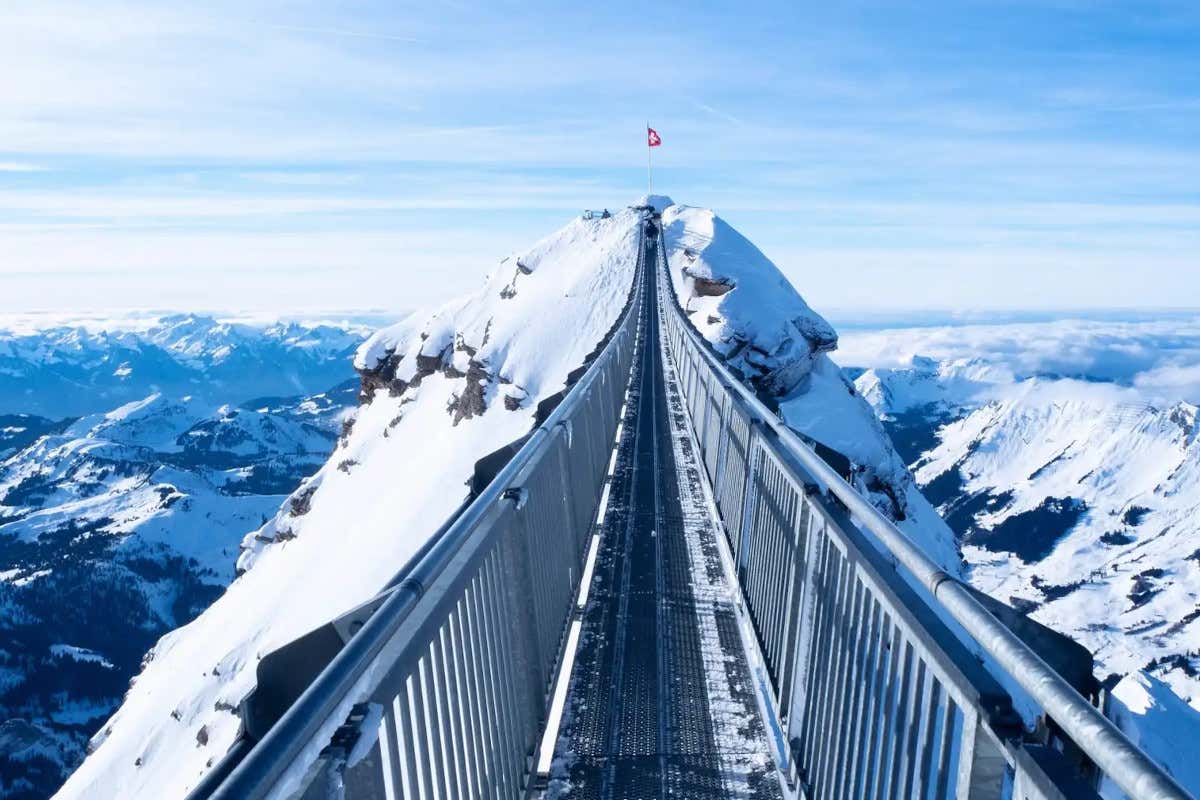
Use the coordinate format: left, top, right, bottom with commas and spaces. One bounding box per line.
1, 0, 1198, 313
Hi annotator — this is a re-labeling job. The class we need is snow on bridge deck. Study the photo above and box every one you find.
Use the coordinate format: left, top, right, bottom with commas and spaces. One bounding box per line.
546, 243, 781, 799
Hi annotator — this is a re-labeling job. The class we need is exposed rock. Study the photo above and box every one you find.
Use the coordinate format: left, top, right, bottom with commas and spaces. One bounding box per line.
195, 725, 208, 747
500, 262, 530, 299
289, 484, 316, 517
454, 333, 477, 357
682, 266, 734, 297
356, 348, 403, 402
500, 382, 528, 412
448, 361, 491, 425
339, 417, 356, 446
415, 346, 449, 380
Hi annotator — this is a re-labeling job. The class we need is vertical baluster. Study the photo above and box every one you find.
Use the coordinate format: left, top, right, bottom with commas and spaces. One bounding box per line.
468, 575, 502, 799
899, 661, 930, 798
915, 680, 943, 800
420, 649, 450, 800
955, 709, 1007, 799
837, 598, 881, 800
410, 663, 437, 800
379, 700, 403, 800
797, 530, 837, 781
488, 554, 527, 795
852, 612, 891, 800
453, 594, 487, 800
933, 699, 957, 800
434, 625, 466, 799
881, 641, 915, 800
818, 574, 865, 796
476, 561, 517, 796
809, 555, 853, 793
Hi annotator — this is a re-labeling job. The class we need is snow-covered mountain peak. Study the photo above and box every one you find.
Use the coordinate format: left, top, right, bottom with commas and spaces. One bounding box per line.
637, 193, 675, 211
355, 207, 641, 410
661, 204, 837, 398
856, 354, 1017, 417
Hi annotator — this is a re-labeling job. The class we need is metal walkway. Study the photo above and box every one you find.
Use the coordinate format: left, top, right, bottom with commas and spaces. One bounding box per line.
547, 239, 780, 799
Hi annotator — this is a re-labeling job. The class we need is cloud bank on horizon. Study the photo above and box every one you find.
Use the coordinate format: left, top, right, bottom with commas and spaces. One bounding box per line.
838, 314, 1200, 404
1, 0, 1198, 312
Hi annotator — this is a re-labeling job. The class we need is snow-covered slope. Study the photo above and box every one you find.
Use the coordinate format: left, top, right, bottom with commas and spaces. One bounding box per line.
660, 203, 961, 574
1103, 672, 1200, 799
54, 209, 641, 799
0, 383, 354, 800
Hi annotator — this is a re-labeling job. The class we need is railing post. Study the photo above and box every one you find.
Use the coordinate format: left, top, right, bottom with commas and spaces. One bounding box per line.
958, 710, 1008, 799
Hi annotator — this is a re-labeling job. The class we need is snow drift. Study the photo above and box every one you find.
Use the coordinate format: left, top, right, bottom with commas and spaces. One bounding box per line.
54, 209, 640, 799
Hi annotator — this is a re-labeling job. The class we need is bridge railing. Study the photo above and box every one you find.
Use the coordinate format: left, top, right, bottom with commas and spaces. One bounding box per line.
655, 228, 1193, 800
197, 226, 646, 800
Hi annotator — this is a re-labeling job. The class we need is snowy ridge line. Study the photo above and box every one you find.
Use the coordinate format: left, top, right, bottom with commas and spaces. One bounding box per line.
655, 230, 1193, 800
191, 218, 648, 800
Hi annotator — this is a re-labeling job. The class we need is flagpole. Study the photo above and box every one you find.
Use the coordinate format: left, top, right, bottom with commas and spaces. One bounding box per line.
646, 121, 652, 196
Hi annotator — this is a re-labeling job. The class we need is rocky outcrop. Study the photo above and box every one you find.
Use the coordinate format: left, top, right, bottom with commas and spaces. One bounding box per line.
663, 205, 838, 400
447, 361, 491, 425
682, 266, 734, 297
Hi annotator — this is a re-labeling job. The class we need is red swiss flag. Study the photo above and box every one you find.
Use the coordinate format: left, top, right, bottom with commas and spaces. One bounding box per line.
647, 127, 662, 147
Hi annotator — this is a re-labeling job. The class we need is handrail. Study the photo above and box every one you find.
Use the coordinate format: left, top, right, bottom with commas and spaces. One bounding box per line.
654, 222, 1193, 800
197, 216, 647, 800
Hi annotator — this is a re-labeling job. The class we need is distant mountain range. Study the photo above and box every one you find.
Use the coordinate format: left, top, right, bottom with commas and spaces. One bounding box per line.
855, 356, 1200, 719
0, 314, 365, 419
0, 316, 364, 800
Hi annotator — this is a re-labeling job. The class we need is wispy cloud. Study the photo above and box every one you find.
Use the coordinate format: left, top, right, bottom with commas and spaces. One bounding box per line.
0, 0, 1196, 312
0, 162, 47, 172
